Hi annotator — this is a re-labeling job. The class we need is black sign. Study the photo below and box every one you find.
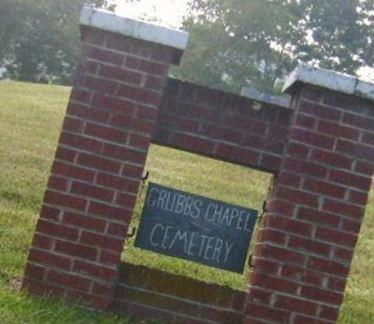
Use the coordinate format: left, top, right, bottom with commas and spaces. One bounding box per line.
134, 183, 258, 273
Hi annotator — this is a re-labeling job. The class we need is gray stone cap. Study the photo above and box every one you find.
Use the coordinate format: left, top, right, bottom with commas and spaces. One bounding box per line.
283, 64, 374, 102
241, 86, 291, 109
80, 6, 189, 50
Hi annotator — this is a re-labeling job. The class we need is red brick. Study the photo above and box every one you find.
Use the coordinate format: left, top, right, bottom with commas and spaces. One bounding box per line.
319, 305, 340, 321
274, 295, 318, 316
291, 128, 334, 149
28, 249, 71, 270
44, 190, 87, 211
267, 199, 295, 216
226, 116, 266, 135
343, 112, 373, 131
172, 133, 215, 155
354, 161, 374, 176
102, 143, 147, 165
315, 227, 358, 248
216, 143, 259, 166
47, 175, 69, 191
317, 120, 360, 140
289, 236, 330, 256
252, 257, 281, 275
144, 75, 165, 91
107, 222, 128, 237
334, 247, 354, 261
281, 264, 324, 287
283, 158, 327, 178
323, 198, 364, 219
264, 215, 313, 237
82, 44, 124, 66
96, 173, 139, 193
92, 282, 113, 296
77, 152, 121, 173
277, 172, 302, 187
84, 123, 128, 144
71, 182, 114, 202
287, 142, 310, 159
336, 140, 374, 161
276, 186, 319, 207
293, 314, 331, 324
245, 303, 290, 323
31, 233, 54, 251
99, 64, 142, 85
342, 219, 362, 234
60, 132, 103, 154
65, 289, 110, 310
122, 163, 144, 178
73, 260, 118, 280
110, 114, 154, 133
129, 134, 151, 149
125, 55, 168, 75
257, 244, 305, 264
63, 116, 84, 133
116, 192, 138, 209
297, 207, 340, 227
89, 201, 132, 221
257, 228, 287, 245
308, 256, 349, 276
259, 154, 282, 172
55, 146, 77, 163
299, 100, 341, 121
202, 124, 243, 143
252, 270, 301, 295
91, 93, 137, 115
117, 84, 161, 106
55, 240, 98, 259
40, 205, 61, 222
80, 231, 123, 252
311, 149, 353, 170
100, 250, 121, 265
328, 277, 347, 292
329, 169, 372, 191
361, 131, 374, 145
81, 28, 106, 46
68, 103, 111, 123
63, 212, 106, 232
349, 190, 368, 206
136, 104, 159, 120
24, 263, 45, 281
70, 87, 91, 103
82, 75, 118, 95
300, 285, 344, 305
47, 270, 91, 291
296, 114, 316, 129
52, 161, 95, 183
246, 287, 272, 305
303, 179, 346, 198
36, 219, 79, 241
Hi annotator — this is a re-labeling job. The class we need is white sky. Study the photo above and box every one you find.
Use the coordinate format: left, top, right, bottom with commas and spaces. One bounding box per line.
114, 0, 189, 28
113, 0, 373, 81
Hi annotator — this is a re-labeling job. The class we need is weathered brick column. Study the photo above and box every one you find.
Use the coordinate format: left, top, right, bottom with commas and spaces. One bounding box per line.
23, 7, 188, 310
245, 66, 374, 323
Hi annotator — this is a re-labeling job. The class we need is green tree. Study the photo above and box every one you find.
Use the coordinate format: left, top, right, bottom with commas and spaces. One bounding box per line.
0, 0, 109, 84
174, 0, 373, 93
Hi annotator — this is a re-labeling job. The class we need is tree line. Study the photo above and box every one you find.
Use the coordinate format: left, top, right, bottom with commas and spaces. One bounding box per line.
0, 0, 373, 93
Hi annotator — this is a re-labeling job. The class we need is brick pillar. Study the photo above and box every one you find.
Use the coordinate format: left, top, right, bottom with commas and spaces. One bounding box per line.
244, 66, 374, 323
23, 7, 188, 310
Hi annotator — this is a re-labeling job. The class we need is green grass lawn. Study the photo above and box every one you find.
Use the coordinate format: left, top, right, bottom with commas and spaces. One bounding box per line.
0, 81, 373, 323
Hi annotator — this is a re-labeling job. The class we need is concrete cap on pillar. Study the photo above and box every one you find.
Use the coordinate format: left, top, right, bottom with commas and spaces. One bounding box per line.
80, 6, 189, 51
283, 64, 374, 102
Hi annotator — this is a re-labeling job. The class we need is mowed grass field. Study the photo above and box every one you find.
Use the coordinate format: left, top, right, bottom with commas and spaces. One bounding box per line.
0, 81, 373, 323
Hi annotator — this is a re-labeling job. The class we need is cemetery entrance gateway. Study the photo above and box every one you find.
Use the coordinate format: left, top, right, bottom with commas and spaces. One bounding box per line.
23, 7, 374, 323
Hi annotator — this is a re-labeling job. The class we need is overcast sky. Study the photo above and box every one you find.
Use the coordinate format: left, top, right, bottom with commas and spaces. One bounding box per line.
114, 0, 188, 28
114, 0, 373, 81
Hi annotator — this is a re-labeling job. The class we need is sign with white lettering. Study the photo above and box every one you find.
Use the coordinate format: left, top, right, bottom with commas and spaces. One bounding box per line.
134, 183, 258, 273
